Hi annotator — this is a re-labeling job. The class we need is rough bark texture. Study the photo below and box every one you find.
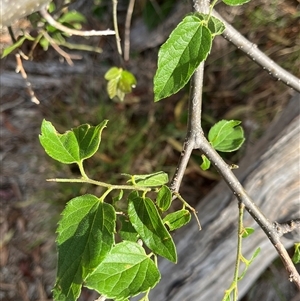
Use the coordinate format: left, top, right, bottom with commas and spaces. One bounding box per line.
149, 93, 300, 301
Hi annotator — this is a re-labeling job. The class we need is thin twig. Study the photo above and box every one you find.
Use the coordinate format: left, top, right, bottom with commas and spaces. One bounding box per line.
112, 0, 122, 56
8, 27, 39, 104
124, 0, 135, 61
15, 54, 40, 104
274, 220, 300, 237
41, 30, 81, 65
212, 10, 300, 93
39, 6, 115, 37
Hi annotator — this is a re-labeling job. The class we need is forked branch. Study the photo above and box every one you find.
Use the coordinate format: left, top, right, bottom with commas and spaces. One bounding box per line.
170, 0, 300, 290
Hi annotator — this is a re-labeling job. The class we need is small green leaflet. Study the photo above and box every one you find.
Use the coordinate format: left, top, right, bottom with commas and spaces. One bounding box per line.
242, 227, 255, 238
156, 185, 172, 211
292, 243, 300, 264
53, 194, 116, 301
154, 14, 212, 101
58, 10, 87, 25
194, 13, 225, 37
39, 119, 107, 164
223, 0, 251, 6
208, 120, 245, 152
85, 241, 160, 301
123, 171, 169, 187
200, 154, 211, 170
2, 34, 35, 58
105, 67, 137, 102
163, 209, 191, 231
128, 192, 177, 263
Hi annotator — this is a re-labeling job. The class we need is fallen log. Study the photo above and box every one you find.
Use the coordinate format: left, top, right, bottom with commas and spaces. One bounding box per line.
149, 92, 300, 301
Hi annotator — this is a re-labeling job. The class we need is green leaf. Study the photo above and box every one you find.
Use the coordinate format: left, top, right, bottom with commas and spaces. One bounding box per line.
118, 215, 139, 242
85, 241, 161, 300
120, 70, 137, 93
242, 227, 255, 238
1, 34, 34, 58
223, 0, 251, 6
250, 247, 261, 262
105, 67, 121, 80
154, 15, 212, 101
207, 15, 226, 36
72, 122, 107, 160
39, 37, 50, 51
39, 119, 108, 164
195, 13, 225, 37
156, 185, 172, 211
208, 120, 245, 152
105, 67, 137, 101
58, 10, 87, 25
124, 171, 169, 187
292, 243, 300, 264
200, 154, 211, 170
163, 209, 191, 231
128, 192, 177, 263
53, 194, 116, 301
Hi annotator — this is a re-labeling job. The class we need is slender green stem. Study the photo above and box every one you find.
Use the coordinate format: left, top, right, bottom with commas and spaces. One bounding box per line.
77, 161, 89, 179
100, 187, 114, 200
233, 202, 244, 300
46, 177, 151, 193
222, 202, 244, 301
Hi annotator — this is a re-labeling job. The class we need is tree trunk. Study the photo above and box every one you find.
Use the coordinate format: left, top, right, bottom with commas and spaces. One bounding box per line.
149, 93, 300, 301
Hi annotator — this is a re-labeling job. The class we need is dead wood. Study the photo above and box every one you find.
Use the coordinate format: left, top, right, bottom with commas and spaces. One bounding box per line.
149, 93, 300, 301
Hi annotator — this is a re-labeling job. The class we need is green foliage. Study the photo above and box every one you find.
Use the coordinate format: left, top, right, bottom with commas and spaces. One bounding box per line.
242, 227, 255, 238
39, 119, 107, 165
200, 154, 211, 170
156, 185, 172, 211
128, 192, 177, 263
163, 209, 191, 231
123, 171, 169, 187
153, 13, 225, 101
39, 120, 193, 300
85, 241, 161, 301
208, 120, 245, 152
2, 4, 101, 59
53, 194, 115, 301
154, 14, 212, 101
223, 0, 251, 6
105, 67, 137, 102
200, 120, 245, 171
292, 243, 300, 264
1, 34, 35, 58
194, 13, 226, 37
